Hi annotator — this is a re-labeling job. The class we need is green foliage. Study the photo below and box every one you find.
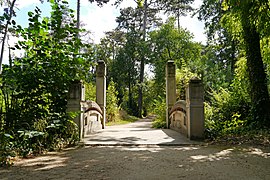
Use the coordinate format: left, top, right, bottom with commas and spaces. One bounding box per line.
142, 79, 155, 116
222, 113, 246, 134
85, 82, 96, 101
0, 0, 90, 165
106, 110, 139, 126
204, 57, 251, 138
222, 0, 270, 127
110, 31, 140, 116
149, 18, 202, 99
176, 67, 198, 100
106, 80, 119, 122
16, 130, 45, 157
152, 97, 166, 128
0, 133, 16, 166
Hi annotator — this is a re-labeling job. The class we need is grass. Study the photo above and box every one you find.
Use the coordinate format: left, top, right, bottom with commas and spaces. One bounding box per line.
106, 110, 139, 126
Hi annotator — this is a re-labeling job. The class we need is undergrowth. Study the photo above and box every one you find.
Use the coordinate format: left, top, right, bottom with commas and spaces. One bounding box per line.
106, 110, 139, 126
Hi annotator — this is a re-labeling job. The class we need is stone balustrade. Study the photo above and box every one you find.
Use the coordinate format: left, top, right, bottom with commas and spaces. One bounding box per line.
169, 100, 187, 135
166, 60, 204, 140
81, 101, 103, 135
67, 60, 107, 140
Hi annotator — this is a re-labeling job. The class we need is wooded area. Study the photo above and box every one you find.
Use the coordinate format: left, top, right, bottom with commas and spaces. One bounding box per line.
0, 0, 270, 166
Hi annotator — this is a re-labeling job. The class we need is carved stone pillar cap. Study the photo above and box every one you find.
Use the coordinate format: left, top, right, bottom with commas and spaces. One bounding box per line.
189, 76, 201, 83
167, 60, 175, 64
97, 60, 105, 64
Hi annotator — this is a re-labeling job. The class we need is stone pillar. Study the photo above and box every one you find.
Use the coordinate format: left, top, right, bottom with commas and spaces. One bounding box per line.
96, 60, 106, 129
67, 80, 85, 140
186, 77, 204, 140
166, 60, 176, 128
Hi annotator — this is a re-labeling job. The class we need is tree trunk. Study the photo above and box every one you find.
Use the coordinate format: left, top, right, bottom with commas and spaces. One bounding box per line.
0, 0, 16, 74
77, 0, 80, 29
241, 16, 270, 128
177, 0, 180, 32
138, 0, 147, 117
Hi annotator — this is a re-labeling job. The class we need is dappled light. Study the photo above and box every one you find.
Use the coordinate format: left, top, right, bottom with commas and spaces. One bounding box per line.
84, 117, 194, 146
190, 148, 233, 162
116, 146, 166, 152
173, 147, 200, 151
1, 145, 270, 179
244, 148, 270, 159
16, 155, 69, 171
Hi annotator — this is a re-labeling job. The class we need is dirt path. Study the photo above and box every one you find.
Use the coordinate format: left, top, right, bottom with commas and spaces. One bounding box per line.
1, 145, 270, 180
1, 118, 270, 179
83, 117, 195, 145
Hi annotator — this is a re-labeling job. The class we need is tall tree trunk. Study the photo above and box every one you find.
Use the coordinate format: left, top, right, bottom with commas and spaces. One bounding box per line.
177, 0, 180, 31
177, 9, 180, 31
0, 0, 16, 74
138, 0, 147, 117
76, 0, 80, 29
241, 14, 270, 128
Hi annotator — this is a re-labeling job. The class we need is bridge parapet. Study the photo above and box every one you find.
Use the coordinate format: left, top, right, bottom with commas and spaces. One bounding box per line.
186, 77, 204, 140
166, 61, 204, 140
67, 61, 107, 140
169, 100, 187, 135
81, 101, 103, 135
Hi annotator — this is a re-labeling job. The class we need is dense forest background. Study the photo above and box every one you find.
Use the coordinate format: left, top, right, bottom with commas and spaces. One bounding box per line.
0, 0, 270, 166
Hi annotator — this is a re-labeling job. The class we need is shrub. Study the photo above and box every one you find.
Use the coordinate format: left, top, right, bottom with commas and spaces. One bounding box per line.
106, 80, 119, 122
0, 133, 16, 166
204, 57, 251, 139
152, 97, 166, 128
85, 82, 96, 101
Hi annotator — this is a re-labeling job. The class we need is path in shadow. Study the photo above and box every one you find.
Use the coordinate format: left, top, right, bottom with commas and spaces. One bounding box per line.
1, 145, 269, 179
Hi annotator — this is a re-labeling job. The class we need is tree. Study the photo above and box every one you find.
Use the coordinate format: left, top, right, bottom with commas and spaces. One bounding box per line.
149, 18, 201, 98
198, 0, 238, 79
116, 2, 161, 117
223, 0, 270, 128
106, 80, 119, 122
158, 0, 194, 30
1, 0, 92, 140
0, 0, 16, 74
110, 30, 139, 115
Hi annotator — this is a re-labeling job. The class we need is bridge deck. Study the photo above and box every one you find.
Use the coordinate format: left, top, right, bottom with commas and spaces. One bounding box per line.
83, 117, 199, 146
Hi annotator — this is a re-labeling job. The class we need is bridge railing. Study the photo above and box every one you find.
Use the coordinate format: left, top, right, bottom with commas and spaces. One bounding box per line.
67, 61, 107, 140
166, 60, 204, 140
81, 101, 103, 135
169, 100, 187, 136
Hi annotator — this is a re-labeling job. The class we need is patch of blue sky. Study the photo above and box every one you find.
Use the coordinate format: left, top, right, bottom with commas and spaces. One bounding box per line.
14, 2, 51, 28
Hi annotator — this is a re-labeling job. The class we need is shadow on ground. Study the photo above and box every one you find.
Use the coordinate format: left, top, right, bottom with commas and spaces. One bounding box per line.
1, 145, 269, 180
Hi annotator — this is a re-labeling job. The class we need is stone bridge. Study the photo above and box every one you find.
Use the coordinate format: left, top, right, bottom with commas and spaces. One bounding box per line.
67, 60, 204, 141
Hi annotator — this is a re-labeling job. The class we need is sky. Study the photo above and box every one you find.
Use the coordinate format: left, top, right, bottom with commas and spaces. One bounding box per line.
1, 0, 206, 65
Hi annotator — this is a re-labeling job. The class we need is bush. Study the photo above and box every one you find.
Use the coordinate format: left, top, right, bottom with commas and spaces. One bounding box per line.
204, 58, 251, 139
0, 1, 86, 164
0, 133, 16, 166
176, 67, 198, 100
152, 97, 166, 128
85, 82, 96, 101
106, 80, 120, 122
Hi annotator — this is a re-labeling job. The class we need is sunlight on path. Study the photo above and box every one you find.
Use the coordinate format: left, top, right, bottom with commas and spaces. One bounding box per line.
84, 117, 197, 145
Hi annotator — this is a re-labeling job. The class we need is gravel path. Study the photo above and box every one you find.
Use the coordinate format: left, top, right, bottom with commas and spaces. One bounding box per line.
1, 145, 270, 180
1, 118, 270, 179
83, 117, 196, 146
